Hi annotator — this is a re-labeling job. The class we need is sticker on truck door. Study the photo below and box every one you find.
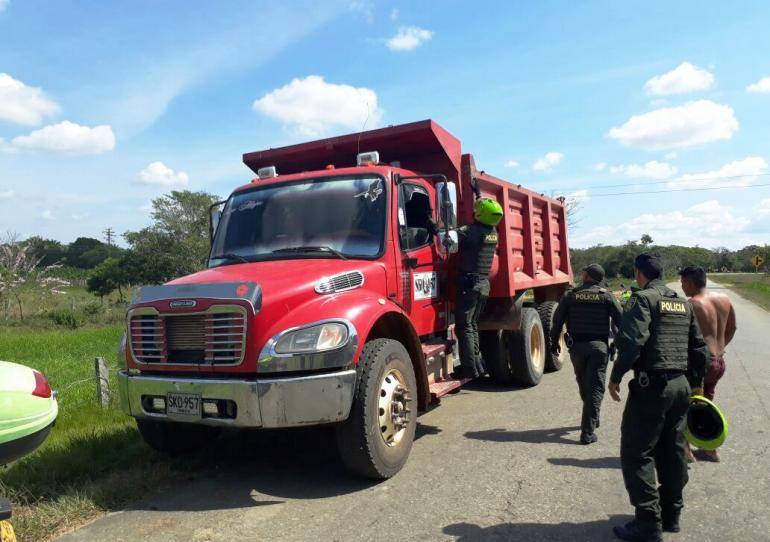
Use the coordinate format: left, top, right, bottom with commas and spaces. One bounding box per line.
414, 272, 438, 300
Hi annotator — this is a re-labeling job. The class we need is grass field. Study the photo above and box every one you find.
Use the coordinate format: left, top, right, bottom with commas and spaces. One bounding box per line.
0, 325, 187, 541
710, 273, 770, 311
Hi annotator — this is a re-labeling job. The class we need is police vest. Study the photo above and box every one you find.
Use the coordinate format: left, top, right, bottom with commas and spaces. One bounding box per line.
566, 285, 612, 341
636, 286, 691, 372
458, 223, 498, 276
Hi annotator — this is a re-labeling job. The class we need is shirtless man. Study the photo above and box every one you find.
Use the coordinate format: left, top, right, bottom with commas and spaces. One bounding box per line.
679, 266, 737, 462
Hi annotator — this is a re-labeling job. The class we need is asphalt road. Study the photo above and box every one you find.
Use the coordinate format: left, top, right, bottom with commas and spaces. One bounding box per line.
61, 282, 770, 542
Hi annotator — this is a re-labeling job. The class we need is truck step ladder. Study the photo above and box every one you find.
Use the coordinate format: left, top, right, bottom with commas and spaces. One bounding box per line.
429, 377, 472, 403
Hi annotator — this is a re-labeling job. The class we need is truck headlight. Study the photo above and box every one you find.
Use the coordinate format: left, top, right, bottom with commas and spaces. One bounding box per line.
274, 323, 349, 354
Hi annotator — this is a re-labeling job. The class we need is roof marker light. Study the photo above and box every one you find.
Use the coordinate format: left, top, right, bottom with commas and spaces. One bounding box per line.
356, 151, 380, 167
257, 166, 278, 179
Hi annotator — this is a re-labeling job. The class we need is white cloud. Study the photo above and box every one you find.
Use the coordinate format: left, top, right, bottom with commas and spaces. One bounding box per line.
594, 162, 607, 171
666, 156, 767, 189
138, 161, 190, 187
8, 121, 115, 154
253, 75, 382, 137
644, 62, 714, 96
0, 73, 61, 126
664, 152, 678, 160
566, 189, 589, 202
746, 76, 770, 94
40, 209, 54, 221
0, 188, 14, 199
532, 152, 564, 172
349, 0, 374, 22
575, 200, 749, 248
610, 161, 678, 180
607, 100, 738, 150
505, 160, 519, 168
386, 26, 434, 51
757, 198, 770, 217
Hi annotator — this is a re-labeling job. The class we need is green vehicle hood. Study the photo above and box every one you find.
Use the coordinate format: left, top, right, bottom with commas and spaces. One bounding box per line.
0, 361, 58, 445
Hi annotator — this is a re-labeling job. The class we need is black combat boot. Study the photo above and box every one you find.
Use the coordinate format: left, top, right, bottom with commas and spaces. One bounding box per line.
613, 520, 663, 542
580, 432, 598, 444
662, 511, 681, 533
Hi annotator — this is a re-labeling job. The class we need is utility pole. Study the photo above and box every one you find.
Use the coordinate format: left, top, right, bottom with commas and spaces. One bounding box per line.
103, 227, 114, 246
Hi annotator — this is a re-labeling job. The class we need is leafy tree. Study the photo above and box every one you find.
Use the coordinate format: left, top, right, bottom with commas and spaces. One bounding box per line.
87, 257, 128, 302
124, 190, 220, 283
640, 234, 653, 247
25, 236, 67, 267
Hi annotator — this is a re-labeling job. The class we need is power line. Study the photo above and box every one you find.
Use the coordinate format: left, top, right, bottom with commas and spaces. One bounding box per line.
103, 227, 114, 246
548, 171, 770, 194
587, 182, 770, 198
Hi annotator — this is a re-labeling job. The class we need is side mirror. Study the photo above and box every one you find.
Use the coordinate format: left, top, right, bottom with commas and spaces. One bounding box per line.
209, 200, 226, 244
442, 231, 459, 254
436, 181, 457, 230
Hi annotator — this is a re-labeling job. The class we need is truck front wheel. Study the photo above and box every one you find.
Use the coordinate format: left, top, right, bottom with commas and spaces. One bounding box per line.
509, 307, 546, 387
136, 419, 221, 456
336, 339, 417, 479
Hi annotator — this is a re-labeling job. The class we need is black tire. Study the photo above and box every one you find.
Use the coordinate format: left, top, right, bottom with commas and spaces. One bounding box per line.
537, 301, 564, 372
480, 330, 515, 385
335, 339, 417, 479
509, 307, 546, 387
136, 419, 221, 455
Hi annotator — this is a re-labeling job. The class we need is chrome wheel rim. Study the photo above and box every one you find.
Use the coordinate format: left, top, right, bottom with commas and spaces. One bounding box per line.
377, 368, 411, 446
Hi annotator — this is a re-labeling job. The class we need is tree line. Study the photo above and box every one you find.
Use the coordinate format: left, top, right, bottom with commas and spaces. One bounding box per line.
571, 235, 770, 279
1, 190, 220, 307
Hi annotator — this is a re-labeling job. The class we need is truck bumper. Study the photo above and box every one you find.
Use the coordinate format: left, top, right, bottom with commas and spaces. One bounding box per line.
117, 369, 357, 428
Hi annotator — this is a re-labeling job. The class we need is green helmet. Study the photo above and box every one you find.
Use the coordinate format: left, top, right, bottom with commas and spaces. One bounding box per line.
473, 198, 503, 226
685, 395, 728, 450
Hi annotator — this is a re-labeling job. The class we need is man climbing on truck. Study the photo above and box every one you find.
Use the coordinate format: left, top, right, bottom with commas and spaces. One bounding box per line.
452, 198, 503, 380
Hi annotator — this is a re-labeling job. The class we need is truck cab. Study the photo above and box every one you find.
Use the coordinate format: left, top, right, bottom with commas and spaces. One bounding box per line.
118, 120, 572, 479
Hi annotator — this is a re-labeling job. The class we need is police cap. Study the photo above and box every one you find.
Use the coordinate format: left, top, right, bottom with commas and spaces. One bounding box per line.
582, 263, 605, 282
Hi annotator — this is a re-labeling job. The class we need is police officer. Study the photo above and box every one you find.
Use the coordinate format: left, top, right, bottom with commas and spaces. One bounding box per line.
608, 253, 708, 542
551, 263, 622, 444
452, 198, 503, 380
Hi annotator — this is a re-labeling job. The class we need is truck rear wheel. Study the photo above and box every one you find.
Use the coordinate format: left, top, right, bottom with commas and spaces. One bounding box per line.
537, 301, 565, 372
136, 419, 221, 456
336, 338, 417, 479
480, 330, 515, 385
510, 307, 546, 387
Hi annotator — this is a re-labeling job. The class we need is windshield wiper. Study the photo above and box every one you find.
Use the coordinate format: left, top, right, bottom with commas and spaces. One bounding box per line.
210, 252, 251, 264
272, 246, 348, 260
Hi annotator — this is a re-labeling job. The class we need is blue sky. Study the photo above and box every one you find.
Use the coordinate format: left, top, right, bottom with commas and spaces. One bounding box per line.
1, 0, 769, 249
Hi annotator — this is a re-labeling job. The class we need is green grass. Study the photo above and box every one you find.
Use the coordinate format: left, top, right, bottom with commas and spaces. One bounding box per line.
0, 326, 186, 541
710, 273, 770, 311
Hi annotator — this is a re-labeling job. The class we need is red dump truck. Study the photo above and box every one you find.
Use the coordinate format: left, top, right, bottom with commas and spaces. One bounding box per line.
118, 120, 573, 478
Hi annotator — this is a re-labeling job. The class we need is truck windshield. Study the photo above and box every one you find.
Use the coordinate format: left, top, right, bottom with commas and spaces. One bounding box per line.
209, 176, 387, 266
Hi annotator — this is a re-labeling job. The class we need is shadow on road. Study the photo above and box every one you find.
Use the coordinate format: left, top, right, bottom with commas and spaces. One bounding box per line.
125, 422, 449, 514
464, 426, 582, 445
548, 456, 621, 469
443, 515, 633, 541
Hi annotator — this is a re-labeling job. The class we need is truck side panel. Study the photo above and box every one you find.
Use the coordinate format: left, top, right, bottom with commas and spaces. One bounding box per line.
460, 154, 572, 299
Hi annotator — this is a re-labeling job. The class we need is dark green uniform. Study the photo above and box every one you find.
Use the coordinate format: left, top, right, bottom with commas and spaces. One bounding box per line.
455, 222, 498, 377
551, 281, 622, 435
611, 279, 708, 531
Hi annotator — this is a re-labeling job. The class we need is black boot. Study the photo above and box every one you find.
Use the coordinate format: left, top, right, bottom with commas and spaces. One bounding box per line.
662, 511, 681, 533
580, 432, 598, 445
612, 520, 662, 542
450, 365, 478, 380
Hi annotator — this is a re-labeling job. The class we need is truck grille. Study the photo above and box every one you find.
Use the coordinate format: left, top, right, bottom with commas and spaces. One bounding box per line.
129, 309, 246, 365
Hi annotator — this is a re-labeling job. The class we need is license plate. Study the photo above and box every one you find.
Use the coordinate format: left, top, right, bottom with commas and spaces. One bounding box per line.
166, 392, 201, 417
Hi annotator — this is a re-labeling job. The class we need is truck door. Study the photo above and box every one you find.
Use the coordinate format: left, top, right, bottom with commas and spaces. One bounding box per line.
396, 181, 448, 336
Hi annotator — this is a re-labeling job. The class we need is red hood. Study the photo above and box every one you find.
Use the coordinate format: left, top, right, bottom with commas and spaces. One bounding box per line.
168, 259, 388, 310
